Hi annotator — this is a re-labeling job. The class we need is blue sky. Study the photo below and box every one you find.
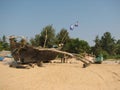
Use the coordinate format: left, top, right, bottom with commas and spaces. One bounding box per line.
0, 0, 120, 46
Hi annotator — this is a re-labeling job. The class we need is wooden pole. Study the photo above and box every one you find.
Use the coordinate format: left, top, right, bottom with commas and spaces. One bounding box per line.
43, 29, 47, 48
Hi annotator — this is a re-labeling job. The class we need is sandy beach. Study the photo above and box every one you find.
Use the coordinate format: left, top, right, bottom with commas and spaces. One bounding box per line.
0, 58, 120, 90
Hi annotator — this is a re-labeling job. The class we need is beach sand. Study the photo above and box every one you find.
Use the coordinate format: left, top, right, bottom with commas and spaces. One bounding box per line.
0, 58, 120, 90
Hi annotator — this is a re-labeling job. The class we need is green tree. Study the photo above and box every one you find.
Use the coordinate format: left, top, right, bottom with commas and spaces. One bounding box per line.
0, 35, 10, 51
30, 34, 41, 47
101, 32, 116, 55
0, 41, 3, 51
92, 35, 103, 56
117, 39, 120, 44
2, 35, 6, 42
56, 28, 70, 46
116, 39, 120, 54
92, 32, 119, 59
40, 25, 56, 48
30, 25, 56, 48
79, 40, 90, 53
63, 38, 90, 53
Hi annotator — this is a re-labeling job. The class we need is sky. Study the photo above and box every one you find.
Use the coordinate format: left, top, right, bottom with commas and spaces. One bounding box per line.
0, 0, 120, 46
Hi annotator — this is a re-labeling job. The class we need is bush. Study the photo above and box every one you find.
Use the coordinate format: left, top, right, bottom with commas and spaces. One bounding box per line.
92, 49, 108, 60
102, 52, 109, 60
115, 55, 120, 59
104, 55, 120, 60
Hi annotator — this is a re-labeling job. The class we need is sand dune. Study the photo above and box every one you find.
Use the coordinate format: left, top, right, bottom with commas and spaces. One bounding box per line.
0, 59, 120, 90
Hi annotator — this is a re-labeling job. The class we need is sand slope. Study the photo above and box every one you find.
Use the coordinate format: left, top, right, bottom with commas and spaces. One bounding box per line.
0, 59, 120, 90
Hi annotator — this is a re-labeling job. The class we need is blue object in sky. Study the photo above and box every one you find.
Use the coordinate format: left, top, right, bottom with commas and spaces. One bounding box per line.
70, 24, 74, 30
74, 21, 79, 27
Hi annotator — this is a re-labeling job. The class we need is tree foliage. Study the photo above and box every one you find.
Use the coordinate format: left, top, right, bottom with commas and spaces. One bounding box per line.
30, 25, 56, 48
40, 25, 56, 48
116, 39, 120, 54
0, 24, 118, 60
0, 35, 10, 51
30, 34, 41, 47
63, 38, 90, 54
92, 32, 120, 59
56, 28, 70, 45
29, 25, 119, 59
92, 35, 103, 56
101, 32, 116, 55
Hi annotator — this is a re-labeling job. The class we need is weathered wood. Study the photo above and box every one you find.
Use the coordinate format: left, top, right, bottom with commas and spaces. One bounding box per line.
9, 36, 73, 65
